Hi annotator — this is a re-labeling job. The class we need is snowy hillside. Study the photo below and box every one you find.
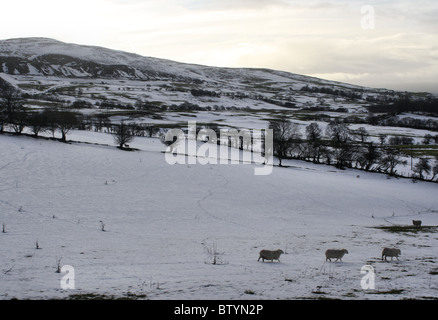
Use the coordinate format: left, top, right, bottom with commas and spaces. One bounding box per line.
1, 131, 437, 300
0, 37, 382, 90
0, 37, 370, 88
2, 37, 434, 117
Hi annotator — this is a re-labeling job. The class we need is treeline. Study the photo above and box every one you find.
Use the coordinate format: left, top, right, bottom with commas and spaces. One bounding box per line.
0, 86, 80, 141
364, 95, 438, 131
301, 105, 350, 113
269, 119, 438, 182
0, 87, 161, 143
367, 96, 438, 116
366, 114, 438, 131
190, 89, 220, 98
300, 85, 364, 101
190, 88, 295, 108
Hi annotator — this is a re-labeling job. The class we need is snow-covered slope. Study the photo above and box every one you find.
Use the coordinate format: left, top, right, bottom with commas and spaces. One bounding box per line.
0, 37, 371, 90
1, 131, 437, 300
0, 37, 149, 65
0, 37, 169, 79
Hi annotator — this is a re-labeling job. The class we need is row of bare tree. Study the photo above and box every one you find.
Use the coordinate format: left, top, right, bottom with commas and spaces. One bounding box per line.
269, 119, 438, 181
0, 87, 84, 142
0, 87, 159, 148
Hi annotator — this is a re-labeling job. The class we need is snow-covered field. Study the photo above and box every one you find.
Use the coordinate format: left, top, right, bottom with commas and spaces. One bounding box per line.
1, 131, 438, 300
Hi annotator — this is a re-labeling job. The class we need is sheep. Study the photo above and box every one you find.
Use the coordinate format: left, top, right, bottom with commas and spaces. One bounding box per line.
382, 248, 401, 261
325, 249, 348, 262
412, 220, 422, 227
258, 249, 284, 262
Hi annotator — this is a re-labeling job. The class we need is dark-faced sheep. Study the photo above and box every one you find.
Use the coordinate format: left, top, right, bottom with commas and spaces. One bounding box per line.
382, 247, 401, 261
325, 249, 348, 262
412, 220, 422, 227
258, 249, 284, 262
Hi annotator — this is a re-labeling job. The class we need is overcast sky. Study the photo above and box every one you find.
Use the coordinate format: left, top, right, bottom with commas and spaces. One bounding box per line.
1, 0, 437, 93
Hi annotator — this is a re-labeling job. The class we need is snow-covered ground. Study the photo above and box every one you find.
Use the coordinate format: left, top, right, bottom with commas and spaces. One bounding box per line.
1, 131, 438, 300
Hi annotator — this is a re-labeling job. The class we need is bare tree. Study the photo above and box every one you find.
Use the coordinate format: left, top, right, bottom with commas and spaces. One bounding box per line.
39, 110, 57, 138
28, 112, 47, 137
354, 127, 369, 143
56, 111, 79, 142
10, 108, 28, 134
269, 119, 300, 166
326, 121, 351, 144
357, 143, 381, 171
413, 158, 431, 180
378, 147, 407, 176
333, 143, 356, 169
0, 87, 22, 133
305, 122, 322, 142
113, 120, 134, 149
144, 125, 160, 138
305, 122, 324, 163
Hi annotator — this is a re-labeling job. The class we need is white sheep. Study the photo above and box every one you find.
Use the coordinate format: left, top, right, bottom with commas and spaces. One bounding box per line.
382, 248, 401, 261
258, 249, 284, 262
325, 249, 348, 262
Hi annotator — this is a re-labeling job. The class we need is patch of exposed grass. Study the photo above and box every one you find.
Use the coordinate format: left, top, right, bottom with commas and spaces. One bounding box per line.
67, 292, 147, 300
67, 293, 117, 300
370, 289, 405, 295
372, 225, 438, 234
244, 289, 256, 295
429, 269, 438, 275
394, 145, 438, 158
343, 292, 358, 298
